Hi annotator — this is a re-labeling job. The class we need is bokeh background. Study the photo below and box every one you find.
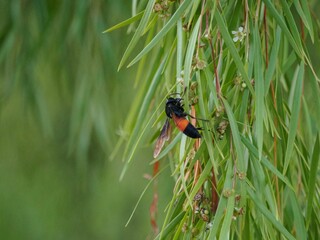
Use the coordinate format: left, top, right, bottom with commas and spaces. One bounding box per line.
0, 1, 173, 239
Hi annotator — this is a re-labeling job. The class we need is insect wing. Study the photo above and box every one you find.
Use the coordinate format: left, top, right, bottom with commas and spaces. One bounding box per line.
153, 119, 171, 158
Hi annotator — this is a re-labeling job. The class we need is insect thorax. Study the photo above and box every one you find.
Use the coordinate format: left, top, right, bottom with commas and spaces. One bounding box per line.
165, 98, 185, 118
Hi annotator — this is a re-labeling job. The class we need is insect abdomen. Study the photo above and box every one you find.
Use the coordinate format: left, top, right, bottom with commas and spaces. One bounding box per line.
183, 123, 201, 138
172, 114, 201, 138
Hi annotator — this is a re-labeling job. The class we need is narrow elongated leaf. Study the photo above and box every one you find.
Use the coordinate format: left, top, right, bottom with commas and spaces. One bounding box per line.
253, 24, 265, 160
208, 161, 233, 239
189, 159, 212, 201
265, 27, 281, 95
103, 11, 144, 33
306, 135, 320, 227
154, 212, 185, 240
187, 0, 201, 26
241, 136, 293, 189
279, 0, 303, 55
176, 19, 184, 94
247, 188, 295, 240
184, 17, 201, 108
239, 89, 249, 129
262, 0, 303, 59
197, 72, 218, 174
214, 10, 254, 95
289, 190, 307, 240
283, 62, 304, 174
220, 202, 236, 239
222, 99, 245, 172
127, 0, 193, 67
120, 55, 167, 180
293, 0, 314, 42
159, 191, 186, 240
118, 0, 155, 70
222, 99, 247, 207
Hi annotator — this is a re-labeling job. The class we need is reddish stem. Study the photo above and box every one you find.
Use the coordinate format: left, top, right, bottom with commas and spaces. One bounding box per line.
211, 169, 219, 213
150, 161, 159, 234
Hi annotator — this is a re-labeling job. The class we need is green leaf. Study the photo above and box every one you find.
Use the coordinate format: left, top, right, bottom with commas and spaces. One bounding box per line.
293, 0, 314, 42
189, 159, 212, 201
154, 212, 185, 240
247, 188, 295, 240
241, 136, 293, 189
222, 99, 245, 172
120, 55, 167, 180
263, 0, 303, 59
127, 0, 193, 68
219, 161, 235, 240
279, 0, 303, 55
214, 10, 254, 95
306, 135, 320, 228
208, 160, 233, 239
222, 99, 247, 207
197, 72, 219, 174
103, 11, 144, 33
253, 23, 265, 160
265, 26, 281, 96
187, 0, 201, 26
176, 18, 184, 94
118, 0, 156, 70
184, 17, 201, 108
283, 62, 304, 174
158, 191, 186, 239
288, 190, 307, 240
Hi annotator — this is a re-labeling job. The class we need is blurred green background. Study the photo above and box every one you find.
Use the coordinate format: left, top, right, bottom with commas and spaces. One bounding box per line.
0, 1, 173, 239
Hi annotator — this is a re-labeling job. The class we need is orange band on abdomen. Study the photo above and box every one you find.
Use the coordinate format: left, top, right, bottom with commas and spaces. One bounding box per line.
172, 114, 189, 132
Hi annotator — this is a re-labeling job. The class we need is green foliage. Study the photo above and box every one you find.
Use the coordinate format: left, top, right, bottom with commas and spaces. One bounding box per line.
113, 0, 320, 238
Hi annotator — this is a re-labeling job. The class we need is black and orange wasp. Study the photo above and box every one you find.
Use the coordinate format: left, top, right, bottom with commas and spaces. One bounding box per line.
153, 97, 205, 158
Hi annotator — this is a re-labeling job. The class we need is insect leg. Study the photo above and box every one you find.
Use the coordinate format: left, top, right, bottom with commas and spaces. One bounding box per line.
186, 113, 209, 122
